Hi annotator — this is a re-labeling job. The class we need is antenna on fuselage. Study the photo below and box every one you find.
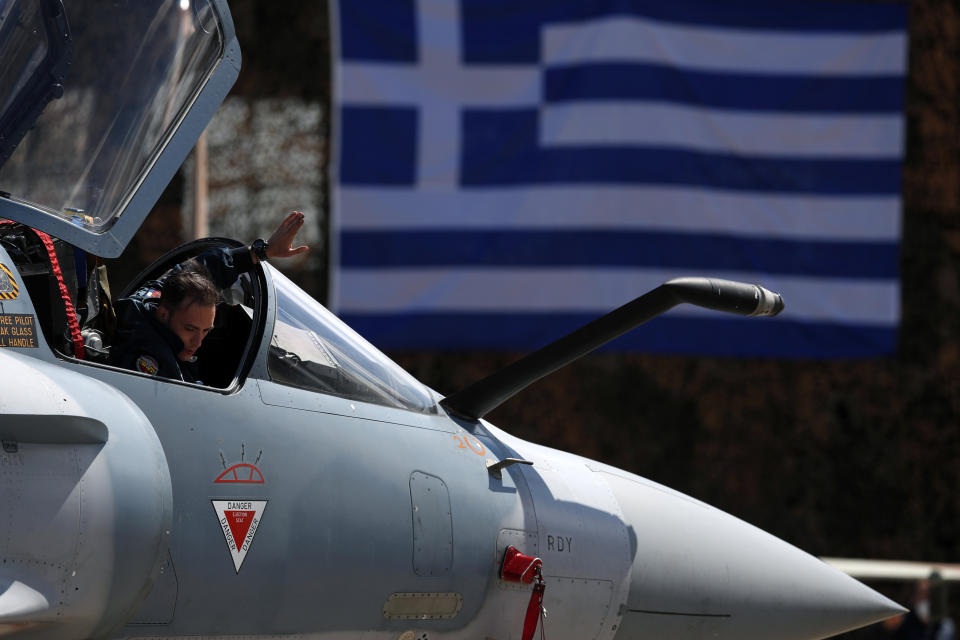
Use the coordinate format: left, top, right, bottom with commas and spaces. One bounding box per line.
440, 277, 784, 421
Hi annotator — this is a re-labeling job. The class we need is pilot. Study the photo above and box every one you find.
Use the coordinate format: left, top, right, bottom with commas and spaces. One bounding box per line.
111, 211, 309, 383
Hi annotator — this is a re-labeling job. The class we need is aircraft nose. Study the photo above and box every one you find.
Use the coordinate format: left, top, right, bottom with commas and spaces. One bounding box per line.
603, 473, 905, 640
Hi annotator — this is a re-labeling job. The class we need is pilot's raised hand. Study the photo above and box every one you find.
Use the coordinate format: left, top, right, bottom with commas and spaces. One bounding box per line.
251, 211, 310, 263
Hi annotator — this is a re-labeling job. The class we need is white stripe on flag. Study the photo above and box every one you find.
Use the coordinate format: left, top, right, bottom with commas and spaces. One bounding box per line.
331, 0, 906, 355
337, 187, 900, 241
540, 104, 904, 157
339, 62, 541, 105
543, 16, 907, 74
338, 268, 899, 326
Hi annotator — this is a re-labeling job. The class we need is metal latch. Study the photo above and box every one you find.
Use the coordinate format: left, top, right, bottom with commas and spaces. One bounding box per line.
486, 457, 533, 479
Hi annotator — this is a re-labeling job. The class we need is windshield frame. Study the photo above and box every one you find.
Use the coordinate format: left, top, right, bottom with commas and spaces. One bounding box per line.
258, 264, 439, 415
0, 0, 241, 258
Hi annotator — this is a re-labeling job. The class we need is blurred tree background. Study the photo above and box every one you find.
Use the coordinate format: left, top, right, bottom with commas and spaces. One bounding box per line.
114, 0, 959, 626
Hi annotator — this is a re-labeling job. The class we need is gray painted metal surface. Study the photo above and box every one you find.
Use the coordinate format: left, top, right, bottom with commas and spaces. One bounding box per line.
0, 248, 172, 639
0, 236, 905, 640
410, 471, 454, 577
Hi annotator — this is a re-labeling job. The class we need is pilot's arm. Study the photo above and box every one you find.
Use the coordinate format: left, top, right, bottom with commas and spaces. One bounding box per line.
186, 211, 310, 289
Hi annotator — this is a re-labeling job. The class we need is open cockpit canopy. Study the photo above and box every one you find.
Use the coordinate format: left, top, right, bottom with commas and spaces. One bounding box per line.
0, 0, 239, 257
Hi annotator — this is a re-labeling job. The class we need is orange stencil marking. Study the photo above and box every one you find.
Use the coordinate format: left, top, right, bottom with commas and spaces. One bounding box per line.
453, 434, 486, 456
465, 435, 486, 456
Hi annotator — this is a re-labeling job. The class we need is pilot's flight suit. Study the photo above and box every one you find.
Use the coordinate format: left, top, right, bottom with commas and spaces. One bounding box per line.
111, 246, 255, 383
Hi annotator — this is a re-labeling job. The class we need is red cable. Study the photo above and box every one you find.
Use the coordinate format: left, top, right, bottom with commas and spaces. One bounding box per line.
499, 547, 547, 640
522, 571, 546, 640
32, 229, 85, 359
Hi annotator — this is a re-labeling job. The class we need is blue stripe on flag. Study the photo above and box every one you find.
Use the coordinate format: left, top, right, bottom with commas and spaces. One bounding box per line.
340, 106, 418, 185
333, 0, 907, 358
545, 64, 905, 114
340, 313, 898, 358
340, 231, 897, 279
339, 0, 418, 62
459, 110, 901, 193
460, 0, 907, 64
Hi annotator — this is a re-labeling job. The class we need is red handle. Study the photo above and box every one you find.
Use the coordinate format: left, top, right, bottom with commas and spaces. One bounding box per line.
500, 546, 546, 640
500, 545, 542, 584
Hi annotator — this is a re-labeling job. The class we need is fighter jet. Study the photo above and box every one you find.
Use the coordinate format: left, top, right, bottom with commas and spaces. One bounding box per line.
0, 1, 904, 639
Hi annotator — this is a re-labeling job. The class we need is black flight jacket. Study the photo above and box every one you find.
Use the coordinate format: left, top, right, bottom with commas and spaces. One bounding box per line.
110, 246, 254, 383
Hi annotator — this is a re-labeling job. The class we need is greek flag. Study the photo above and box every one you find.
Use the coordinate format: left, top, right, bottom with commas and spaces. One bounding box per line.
330, 0, 907, 357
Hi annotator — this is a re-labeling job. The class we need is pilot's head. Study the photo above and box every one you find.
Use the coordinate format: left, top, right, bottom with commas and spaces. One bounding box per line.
156, 261, 219, 361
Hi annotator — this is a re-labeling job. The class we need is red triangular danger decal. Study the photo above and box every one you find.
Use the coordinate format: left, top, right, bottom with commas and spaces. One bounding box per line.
225, 510, 255, 547
212, 500, 267, 573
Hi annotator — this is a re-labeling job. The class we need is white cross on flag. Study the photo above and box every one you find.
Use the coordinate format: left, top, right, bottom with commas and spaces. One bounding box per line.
330, 0, 908, 358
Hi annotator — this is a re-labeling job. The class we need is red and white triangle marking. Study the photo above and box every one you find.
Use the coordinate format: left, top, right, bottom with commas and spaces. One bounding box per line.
212, 500, 267, 573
